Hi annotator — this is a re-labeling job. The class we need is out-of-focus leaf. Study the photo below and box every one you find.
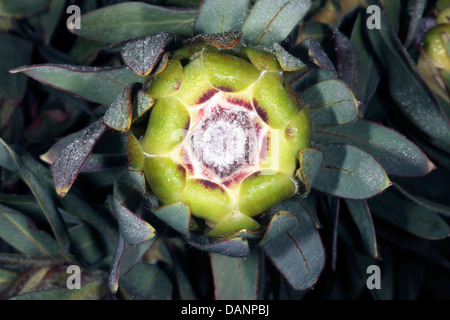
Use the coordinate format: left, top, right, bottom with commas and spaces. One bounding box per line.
0, 204, 59, 256
350, 11, 381, 115
121, 33, 173, 77
51, 120, 107, 197
0, 143, 76, 261
332, 28, 363, 103
119, 261, 172, 300
0, 33, 32, 103
210, 249, 261, 300
300, 79, 359, 127
403, 0, 428, 48
262, 203, 325, 291
241, 0, 311, 46
376, 221, 450, 270
364, 0, 450, 149
73, 2, 197, 43
152, 202, 191, 236
0, 142, 75, 262
312, 143, 391, 199
312, 119, 435, 177
11, 65, 144, 105
344, 199, 378, 258
0, 0, 50, 18
368, 188, 450, 240
393, 183, 450, 218
38, 0, 65, 44
10, 280, 108, 300
194, 0, 249, 35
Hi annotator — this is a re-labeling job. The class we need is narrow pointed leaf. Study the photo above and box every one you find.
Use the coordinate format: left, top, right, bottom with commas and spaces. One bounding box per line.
10, 65, 144, 105
152, 202, 191, 236
0, 141, 75, 262
73, 2, 197, 43
312, 119, 435, 177
393, 183, 450, 218
301, 79, 359, 127
404, 0, 428, 48
350, 12, 381, 114
0, 0, 50, 18
241, 0, 311, 46
262, 203, 325, 291
344, 199, 379, 258
121, 33, 173, 77
368, 189, 450, 240
210, 250, 260, 300
0, 33, 32, 103
51, 120, 107, 197
0, 204, 60, 256
312, 143, 391, 199
364, 0, 450, 148
194, 0, 250, 34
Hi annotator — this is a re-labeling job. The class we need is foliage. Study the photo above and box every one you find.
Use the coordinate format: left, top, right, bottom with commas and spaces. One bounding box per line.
0, 0, 448, 300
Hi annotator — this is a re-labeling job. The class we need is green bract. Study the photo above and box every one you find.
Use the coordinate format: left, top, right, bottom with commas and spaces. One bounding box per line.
141, 44, 312, 237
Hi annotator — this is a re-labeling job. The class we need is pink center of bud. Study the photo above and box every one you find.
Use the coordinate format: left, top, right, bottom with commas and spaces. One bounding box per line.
183, 93, 265, 182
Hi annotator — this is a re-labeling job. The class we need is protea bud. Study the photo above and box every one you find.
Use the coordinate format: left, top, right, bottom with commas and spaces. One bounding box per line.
140, 43, 312, 237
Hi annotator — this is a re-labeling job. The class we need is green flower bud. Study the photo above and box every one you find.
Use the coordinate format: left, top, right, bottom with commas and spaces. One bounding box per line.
141, 43, 312, 237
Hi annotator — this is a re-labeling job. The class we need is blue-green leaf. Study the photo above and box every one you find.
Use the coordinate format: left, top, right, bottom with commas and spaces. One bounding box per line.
51, 120, 107, 197
112, 195, 155, 246
0, 33, 32, 103
301, 79, 359, 128
262, 202, 325, 291
344, 199, 378, 258
312, 143, 391, 199
0, 0, 50, 17
312, 119, 435, 177
210, 250, 261, 300
152, 202, 191, 236
296, 148, 323, 196
0, 142, 76, 262
121, 33, 173, 77
364, 0, 450, 149
368, 188, 450, 240
73, 2, 197, 43
241, 0, 311, 46
187, 235, 250, 257
108, 235, 156, 294
119, 261, 172, 300
0, 204, 60, 256
10, 64, 144, 105
194, 0, 250, 34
